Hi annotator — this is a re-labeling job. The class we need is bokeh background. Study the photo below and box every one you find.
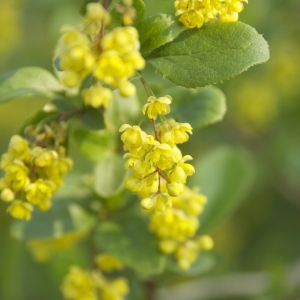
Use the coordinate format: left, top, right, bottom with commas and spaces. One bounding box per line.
0, 0, 300, 299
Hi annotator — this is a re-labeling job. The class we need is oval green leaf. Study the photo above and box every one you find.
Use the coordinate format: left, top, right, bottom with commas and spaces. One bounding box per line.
189, 146, 255, 232
163, 86, 226, 129
0, 67, 64, 103
138, 14, 185, 54
72, 128, 113, 161
94, 153, 127, 198
145, 22, 270, 88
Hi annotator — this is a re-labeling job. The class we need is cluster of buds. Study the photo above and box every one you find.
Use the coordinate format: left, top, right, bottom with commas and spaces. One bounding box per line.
120, 94, 214, 269
61, 254, 129, 300
0, 122, 73, 221
175, 0, 248, 28
150, 186, 214, 270
57, 2, 145, 108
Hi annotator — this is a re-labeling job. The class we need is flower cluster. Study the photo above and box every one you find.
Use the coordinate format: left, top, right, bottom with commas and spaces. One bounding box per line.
150, 186, 214, 270
61, 254, 129, 300
120, 95, 195, 213
120, 93, 214, 270
57, 2, 145, 107
174, 0, 248, 28
0, 122, 73, 221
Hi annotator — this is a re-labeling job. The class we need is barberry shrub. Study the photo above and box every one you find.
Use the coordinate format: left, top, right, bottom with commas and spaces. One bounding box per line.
0, 0, 269, 299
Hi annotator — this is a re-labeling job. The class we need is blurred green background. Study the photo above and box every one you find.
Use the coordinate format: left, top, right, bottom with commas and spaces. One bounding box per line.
0, 0, 300, 299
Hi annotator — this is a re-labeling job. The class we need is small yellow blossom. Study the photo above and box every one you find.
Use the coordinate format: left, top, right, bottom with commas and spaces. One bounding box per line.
100, 278, 129, 300
7, 200, 33, 220
82, 86, 113, 108
61, 266, 98, 300
0, 188, 14, 202
142, 95, 172, 120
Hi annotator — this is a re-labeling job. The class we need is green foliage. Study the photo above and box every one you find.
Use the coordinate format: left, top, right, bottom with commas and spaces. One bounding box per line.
0, 1, 276, 300
96, 212, 166, 276
164, 86, 226, 129
104, 91, 141, 133
145, 22, 270, 88
138, 14, 185, 54
190, 146, 256, 232
72, 128, 113, 161
79, 107, 106, 130
0, 67, 64, 103
94, 153, 128, 199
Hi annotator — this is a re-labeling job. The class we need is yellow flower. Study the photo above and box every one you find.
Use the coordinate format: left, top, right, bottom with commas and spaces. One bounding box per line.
84, 2, 110, 35
119, 124, 146, 152
168, 155, 195, 184
7, 200, 33, 221
174, 0, 248, 28
8, 135, 30, 162
25, 179, 54, 206
82, 86, 113, 108
141, 193, 172, 213
160, 119, 193, 147
0, 188, 14, 202
61, 266, 98, 300
142, 95, 172, 120
100, 278, 129, 300
198, 235, 214, 250
4, 161, 29, 190
32, 148, 58, 168
101, 27, 139, 54
145, 143, 176, 170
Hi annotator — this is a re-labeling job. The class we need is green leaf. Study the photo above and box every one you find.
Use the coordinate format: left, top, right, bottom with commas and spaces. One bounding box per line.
163, 86, 226, 129
72, 128, 113, 161
0, 67, 64, 103
109, 0, 145, 28
11, 172, 95, 240
80, 107, 105, 130
145, 22, 270, 88
94, 153, 127, 198
104, 90, 141, 133
96, 212, 166, 276
138, 14, 185, 54
189, 146, 255, 232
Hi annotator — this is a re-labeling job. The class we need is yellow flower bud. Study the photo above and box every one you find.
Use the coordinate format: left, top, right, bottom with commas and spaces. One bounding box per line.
0, 188, 14, 202
167, 182, 184, 197
159, 239, 177, 254
61, 70, 81, 87
141, 197, 155, 211
198, 235, 214, 250
118, 81, 136, 98
82, 86, 113, 108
